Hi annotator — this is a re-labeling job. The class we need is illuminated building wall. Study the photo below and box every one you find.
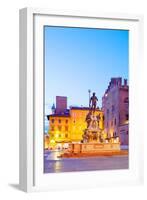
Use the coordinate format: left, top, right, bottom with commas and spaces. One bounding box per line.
102, 78, 129, 145
48, 115, 71, 147
70, 107, 104, 141
47, 107, 104, 147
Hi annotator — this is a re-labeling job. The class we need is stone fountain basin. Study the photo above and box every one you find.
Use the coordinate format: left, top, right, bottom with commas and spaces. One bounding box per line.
67, 142, 120, 154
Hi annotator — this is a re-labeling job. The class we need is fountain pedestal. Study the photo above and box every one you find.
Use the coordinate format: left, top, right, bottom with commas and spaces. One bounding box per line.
82, 111, 104, 143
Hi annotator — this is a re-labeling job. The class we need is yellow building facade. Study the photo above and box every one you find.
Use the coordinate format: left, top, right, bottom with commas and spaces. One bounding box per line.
48, 107, 104, 148
49, 115, 71, 147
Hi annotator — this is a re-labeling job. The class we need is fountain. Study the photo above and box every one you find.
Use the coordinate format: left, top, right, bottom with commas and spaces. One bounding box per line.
64, 92, 120, 156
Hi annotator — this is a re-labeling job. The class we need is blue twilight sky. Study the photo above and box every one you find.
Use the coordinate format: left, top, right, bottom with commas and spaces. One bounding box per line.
44, 26, 129, 115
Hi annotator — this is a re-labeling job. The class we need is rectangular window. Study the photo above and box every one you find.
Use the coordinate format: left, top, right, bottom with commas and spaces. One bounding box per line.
65, 133, 68, 138
51, 126, 54, 131
112, 105, 115, 113
65, 126, 68, 131
58, 126, 62, 131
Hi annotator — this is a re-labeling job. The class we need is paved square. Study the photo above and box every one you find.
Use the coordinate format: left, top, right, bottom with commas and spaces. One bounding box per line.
44, 150, 128, 173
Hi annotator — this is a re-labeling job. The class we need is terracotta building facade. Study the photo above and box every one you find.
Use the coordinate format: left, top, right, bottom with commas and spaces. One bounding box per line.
102, 78, 129, 146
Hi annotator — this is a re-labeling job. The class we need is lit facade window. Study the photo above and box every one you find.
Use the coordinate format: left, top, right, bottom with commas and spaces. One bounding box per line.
58, 119, 61, 123
51, 126, 54, 131
65, 126, 68, 131
51, 119, 54, 123
65, 119, 68, 124
58, 126, 62, 131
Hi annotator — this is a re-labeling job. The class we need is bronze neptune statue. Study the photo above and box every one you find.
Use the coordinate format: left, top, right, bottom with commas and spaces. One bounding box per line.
89, 92, 98, 112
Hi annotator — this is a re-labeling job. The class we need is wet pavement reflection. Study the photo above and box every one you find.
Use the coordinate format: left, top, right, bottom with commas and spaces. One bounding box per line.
44, 150, 128, 173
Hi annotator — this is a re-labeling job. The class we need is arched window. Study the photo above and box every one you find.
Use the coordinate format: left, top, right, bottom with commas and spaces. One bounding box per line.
124, 97, 129, 103
114, 118, 116, 125
112, 105, 115, 113
126, 114, 129, 120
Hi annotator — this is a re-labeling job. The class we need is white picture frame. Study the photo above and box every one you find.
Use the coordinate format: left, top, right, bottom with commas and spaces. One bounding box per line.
19, 7, 144, 192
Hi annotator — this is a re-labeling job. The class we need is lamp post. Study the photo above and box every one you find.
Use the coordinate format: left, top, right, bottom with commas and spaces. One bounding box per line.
88, 89, 91, 108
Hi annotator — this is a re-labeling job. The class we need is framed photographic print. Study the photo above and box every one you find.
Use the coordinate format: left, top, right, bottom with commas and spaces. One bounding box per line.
19, 8, 144, 192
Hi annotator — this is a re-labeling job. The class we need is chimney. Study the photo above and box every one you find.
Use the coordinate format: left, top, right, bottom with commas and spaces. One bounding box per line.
117, 78, 122, 86
124, 79, 127, 86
